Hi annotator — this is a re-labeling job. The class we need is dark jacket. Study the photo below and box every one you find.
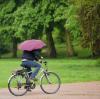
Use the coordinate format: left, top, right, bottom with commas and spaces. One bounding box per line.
22, 49, 41, 60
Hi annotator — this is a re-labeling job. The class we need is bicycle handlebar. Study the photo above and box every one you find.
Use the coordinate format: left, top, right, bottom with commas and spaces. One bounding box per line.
38, 57, 48, 70
39, 56, 47, 64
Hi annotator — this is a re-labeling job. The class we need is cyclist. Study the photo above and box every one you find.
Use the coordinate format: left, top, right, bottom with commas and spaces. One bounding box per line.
21, 49, 42, 80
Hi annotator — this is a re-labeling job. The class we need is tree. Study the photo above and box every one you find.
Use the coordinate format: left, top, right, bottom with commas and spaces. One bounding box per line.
0, 33, 9, 58
64, 4, 81, 56
0, 0, 43, 57
77, 0, 100, 57
39, 0, 58, 58
54, 1, 79, 57
0, 0, 19, 58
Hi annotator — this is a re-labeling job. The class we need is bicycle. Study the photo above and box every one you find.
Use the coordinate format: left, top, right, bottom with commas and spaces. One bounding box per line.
8, 58, 61, 96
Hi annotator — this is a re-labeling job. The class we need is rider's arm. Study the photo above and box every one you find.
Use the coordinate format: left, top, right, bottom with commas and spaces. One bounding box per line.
33, 50, 42, 61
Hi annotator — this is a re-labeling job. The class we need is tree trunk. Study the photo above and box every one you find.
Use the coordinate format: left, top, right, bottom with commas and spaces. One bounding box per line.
45, 21, 57, 58
0, 48, 1, 58
12, 37, 18, 58
0, 54, 1, 58
92, 39, 100, 57
65, 30, 75, 57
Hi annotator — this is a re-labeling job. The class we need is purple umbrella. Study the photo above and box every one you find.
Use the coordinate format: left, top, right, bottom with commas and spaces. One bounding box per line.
18, 39, 46, 51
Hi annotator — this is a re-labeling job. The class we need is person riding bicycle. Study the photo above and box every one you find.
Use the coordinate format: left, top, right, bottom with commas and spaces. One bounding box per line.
8, 48, 61, 95
21, 49, 42, 80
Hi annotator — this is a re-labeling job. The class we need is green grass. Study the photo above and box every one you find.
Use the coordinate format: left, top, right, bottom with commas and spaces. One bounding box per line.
0, 58, 100, 88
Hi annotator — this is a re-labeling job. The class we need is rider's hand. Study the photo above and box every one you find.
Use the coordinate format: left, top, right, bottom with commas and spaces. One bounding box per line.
40, 56, 43, 59
38, 59, 42, 63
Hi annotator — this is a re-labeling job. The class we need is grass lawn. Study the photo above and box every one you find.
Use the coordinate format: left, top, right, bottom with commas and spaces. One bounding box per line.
0, 58, 100, 88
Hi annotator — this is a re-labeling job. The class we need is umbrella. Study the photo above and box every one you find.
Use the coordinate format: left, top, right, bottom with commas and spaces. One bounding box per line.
18, 39, 46, 51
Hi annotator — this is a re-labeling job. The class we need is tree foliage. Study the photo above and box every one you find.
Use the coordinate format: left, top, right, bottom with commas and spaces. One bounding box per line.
77, 0, 100, 56
0, 0, 100, 58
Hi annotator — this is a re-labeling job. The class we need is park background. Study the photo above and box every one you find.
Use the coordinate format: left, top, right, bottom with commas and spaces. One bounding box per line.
0, 0, 100, 88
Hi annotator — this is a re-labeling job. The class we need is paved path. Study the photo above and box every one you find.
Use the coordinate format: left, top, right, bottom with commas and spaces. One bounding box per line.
0, 82, 100, 99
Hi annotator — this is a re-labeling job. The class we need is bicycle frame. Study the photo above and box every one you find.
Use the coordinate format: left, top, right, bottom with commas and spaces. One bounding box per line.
8, 59, 48, 85
33, 62, 48, 84
22, 59, 48, 84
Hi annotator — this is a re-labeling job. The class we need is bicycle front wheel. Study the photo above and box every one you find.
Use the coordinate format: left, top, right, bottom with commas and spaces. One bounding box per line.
40, 72, 61, 94
8, 74, 27, 96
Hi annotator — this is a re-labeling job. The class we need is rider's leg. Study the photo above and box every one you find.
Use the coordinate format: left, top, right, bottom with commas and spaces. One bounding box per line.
30, 62, 41, 79
22, 61, 41, 79
27, 67, 32, 77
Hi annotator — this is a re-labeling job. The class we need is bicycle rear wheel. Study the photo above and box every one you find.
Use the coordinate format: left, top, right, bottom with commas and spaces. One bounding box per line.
8, 74, 27, 96
40, 72, 61, 94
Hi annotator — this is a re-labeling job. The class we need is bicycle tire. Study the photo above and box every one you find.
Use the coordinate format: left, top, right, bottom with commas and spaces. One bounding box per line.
8, 74, 27, 96
40, 72, 61, 94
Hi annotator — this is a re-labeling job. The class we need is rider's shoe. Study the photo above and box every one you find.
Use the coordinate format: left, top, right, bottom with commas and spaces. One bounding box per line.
27, 88, 32, 92
24, 85, 32, 92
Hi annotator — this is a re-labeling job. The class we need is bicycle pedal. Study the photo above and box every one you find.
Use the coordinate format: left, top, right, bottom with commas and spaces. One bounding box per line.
24, 85, 29, 89
27, 88, 32, 92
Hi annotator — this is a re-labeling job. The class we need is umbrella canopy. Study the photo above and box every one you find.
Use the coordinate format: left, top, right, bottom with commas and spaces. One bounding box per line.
18, 39, 46, 51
